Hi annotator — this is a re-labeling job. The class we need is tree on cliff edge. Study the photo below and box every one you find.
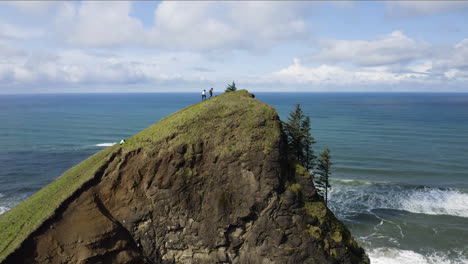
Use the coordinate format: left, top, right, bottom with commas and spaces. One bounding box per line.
284, 104, 316, 169
225, 81, 237, 92
315, 148, 332, 205
301, 115, 316, 170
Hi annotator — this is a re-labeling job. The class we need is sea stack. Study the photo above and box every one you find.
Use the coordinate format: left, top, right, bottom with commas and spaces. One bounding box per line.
0, 90, 369, 264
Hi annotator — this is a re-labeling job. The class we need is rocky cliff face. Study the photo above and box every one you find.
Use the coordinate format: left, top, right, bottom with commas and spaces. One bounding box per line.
2, 90, 368, 264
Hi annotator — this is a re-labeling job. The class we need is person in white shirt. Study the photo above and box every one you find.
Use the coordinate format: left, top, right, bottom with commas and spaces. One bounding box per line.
202, 90, 207, 101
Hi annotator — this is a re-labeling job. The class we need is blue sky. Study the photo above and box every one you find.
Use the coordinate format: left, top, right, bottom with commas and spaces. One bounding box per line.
1, 1, 468, 93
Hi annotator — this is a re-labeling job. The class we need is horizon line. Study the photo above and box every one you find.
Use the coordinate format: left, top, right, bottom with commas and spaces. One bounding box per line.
2, 91, 468, 96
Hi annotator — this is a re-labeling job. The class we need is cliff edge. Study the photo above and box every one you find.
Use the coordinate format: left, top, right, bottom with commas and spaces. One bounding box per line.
0, 90, 369, 263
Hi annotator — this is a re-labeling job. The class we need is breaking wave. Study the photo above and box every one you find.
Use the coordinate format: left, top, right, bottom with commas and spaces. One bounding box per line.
0, 194, 10, 215
369, 248, 467, 264
0, 206, 9, 215
95, 142, 116, 147
401, 188, 468, 217
329, 179, 468, 218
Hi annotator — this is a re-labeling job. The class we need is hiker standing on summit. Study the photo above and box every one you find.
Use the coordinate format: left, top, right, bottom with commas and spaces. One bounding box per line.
209, 88, 213, 98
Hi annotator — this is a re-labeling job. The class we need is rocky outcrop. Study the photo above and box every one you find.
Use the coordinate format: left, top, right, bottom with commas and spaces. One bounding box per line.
3, 90, 368, 263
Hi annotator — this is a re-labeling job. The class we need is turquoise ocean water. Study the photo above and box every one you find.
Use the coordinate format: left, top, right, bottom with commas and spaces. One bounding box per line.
0, 92, 467, 263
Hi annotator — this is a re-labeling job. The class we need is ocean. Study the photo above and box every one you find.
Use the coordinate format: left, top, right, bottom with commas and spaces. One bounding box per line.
0, 92, 467, 263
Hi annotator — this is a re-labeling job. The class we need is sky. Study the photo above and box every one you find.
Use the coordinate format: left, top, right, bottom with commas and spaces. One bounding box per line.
0, 1, 468, 93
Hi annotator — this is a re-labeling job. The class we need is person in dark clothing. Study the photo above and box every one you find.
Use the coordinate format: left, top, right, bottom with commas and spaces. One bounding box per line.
209, 88, 213, 98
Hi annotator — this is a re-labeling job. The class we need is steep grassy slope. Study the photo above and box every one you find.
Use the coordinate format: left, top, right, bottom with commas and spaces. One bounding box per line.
0, 145, 117, 262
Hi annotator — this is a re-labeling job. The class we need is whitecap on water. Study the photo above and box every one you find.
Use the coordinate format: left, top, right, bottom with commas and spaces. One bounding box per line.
0, 206, 9, 215
95, 142, 116, 147
401, 188, 468, 218
369, 247, 467, 264
0, 193, 8, 215
329, 180, 468, 218
332, 178, 374, 185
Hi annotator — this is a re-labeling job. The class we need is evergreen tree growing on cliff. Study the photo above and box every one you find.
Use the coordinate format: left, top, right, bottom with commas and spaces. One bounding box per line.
284, 104, 316, 169
315, 148, 332, 205
301, 115, 316, 170
225, 81, 237, 92
284, 104, 305, 162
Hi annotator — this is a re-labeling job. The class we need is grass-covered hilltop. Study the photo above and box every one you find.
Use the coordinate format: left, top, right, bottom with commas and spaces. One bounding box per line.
0, 90, 369, 264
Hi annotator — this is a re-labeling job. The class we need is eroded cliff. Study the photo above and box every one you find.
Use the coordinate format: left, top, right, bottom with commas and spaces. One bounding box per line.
0, 90, 369, 264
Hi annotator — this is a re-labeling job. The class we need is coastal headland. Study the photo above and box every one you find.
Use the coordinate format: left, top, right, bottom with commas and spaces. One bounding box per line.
0, 90, 368, 263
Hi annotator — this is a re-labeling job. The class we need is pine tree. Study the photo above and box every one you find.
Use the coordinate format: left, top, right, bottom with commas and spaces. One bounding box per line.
284, 104, 306, 163
301, 115, 316, 170
315, 148, 332, 205
225, 81, 237, 92
283, 104, 316, 169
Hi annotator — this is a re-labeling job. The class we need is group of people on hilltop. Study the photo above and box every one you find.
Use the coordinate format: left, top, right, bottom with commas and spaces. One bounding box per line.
201, 87, 214, 101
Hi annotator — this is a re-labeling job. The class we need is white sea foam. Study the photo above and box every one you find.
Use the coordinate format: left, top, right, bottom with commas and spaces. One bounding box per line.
369, 248, 468, 264
0, 206, 9, 215
0, 193, 7, 215
401, 188, 468, 218
95, 142, 116, 147
332, 178, 374, 185
329, 181, 468, 218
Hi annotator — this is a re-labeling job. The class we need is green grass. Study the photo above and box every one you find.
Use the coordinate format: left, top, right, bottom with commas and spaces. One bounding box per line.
295, 163, 312, 179
305, 201, 328, 225
287, 183, 302, 193
126, 90, 280, 156
0, 90, 281, 261
0, 146, 117, 261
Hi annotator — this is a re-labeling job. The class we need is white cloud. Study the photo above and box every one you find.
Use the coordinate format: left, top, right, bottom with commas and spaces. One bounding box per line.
387, 1, 468, 18
0, 41, 26, 58
426, 39, 468, 81
1, 1, 468, 92
408, 61, 432, 74
226, 2, 308, 47
312, 31, 430, 67
310, 35, 468, 83
1, 43, 467, 92
148, 2, 240, 51
150, 1, 309, 51
433, 39, 468, 71
302, 30, 468, 86
266, 58, 431, 86
444, 69, 458, 79
0, 23, 43, 40
146, 1, 313, 51
8, 1, 53, 16
54, 1, 310, 51
0, 45, 212, 91
56, 2, 145, 48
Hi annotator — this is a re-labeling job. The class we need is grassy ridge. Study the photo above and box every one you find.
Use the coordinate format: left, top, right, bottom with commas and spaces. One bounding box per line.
0, 90, 278, 261
0, 146, 117, 261
126, 89, 279, 155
